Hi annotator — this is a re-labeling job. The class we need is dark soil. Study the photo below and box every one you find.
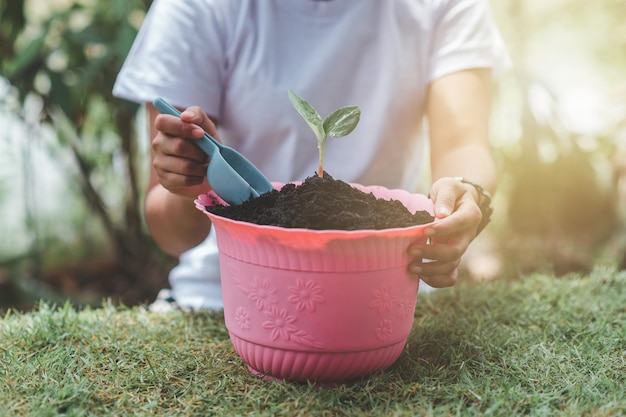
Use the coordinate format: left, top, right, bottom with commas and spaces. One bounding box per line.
205, 172, 434, 230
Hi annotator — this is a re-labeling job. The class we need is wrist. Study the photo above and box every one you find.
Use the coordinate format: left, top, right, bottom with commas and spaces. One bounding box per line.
453, 177, 493, 234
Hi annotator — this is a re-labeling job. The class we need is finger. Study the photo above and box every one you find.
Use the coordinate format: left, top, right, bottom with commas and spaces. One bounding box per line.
155, 107, 219, 141
154, 113, 205, 139
152, 136, 209, 184
155, 135, 208, 164
154, 152, 208, 178
408, 231, 473, 264
410, 243, 464, 264
424, 201, 481, 238
180, 106, 220, 140
155, 170, 212, 199
417, 269, 459, 288
408, 256, 461, 277
408, 259, 459, 287
155, 167, 206, 190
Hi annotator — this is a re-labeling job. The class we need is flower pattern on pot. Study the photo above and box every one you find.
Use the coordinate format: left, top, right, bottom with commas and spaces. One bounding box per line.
234, 307, 251, 330
263, 307, 297, 341
396, 297, 415, 319
375, 319, 393, 342
288, 279, 326, 312
368, 284, 397, 314
237, 277, 278, 311
262, 306, 325, 349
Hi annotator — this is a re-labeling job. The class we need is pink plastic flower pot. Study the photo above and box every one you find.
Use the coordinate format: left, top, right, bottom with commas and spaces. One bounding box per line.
195, 183, 434, 383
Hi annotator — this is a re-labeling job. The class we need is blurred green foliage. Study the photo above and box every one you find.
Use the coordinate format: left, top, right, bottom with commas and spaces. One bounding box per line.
487, 0, 626, 275
0, 0, 174, 307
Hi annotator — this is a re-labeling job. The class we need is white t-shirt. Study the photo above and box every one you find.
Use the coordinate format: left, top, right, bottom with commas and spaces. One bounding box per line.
114, 0, 510, 309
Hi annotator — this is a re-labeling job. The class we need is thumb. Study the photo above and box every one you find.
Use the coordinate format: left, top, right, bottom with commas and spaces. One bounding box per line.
430, 187, 455, 219
434, 199, 453, 219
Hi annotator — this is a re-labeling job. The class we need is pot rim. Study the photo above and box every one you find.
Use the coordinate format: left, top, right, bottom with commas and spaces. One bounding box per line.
194, 182, 436, 236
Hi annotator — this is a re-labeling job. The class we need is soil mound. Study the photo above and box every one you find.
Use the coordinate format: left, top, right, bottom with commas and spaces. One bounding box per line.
205, 173, 434, 230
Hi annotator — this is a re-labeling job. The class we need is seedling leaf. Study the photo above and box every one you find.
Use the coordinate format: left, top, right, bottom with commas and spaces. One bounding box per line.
323, 106, 361, 138
288, 90, 361, 177
288, 90, 325, 142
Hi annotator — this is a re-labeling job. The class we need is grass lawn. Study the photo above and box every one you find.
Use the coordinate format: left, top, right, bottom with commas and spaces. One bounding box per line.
1, 267, 625, 416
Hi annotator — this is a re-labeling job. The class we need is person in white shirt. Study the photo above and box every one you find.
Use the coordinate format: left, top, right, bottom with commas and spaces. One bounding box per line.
113, 0, 511, 310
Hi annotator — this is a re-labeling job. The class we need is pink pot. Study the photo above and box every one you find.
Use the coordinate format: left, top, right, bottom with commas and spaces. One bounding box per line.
195, 183, 434, 383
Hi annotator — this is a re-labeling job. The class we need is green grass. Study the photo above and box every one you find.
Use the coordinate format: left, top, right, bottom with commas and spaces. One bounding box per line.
1, 267, 625, 416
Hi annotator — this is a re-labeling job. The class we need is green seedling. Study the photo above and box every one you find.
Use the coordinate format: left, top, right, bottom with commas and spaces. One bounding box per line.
288, 90, 361, 177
